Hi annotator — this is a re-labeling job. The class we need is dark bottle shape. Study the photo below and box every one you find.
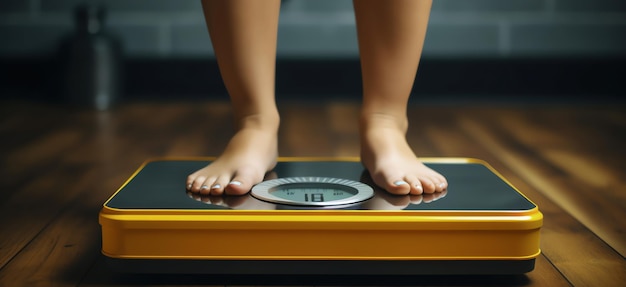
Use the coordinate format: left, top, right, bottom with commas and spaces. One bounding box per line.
61, 4, 123, 110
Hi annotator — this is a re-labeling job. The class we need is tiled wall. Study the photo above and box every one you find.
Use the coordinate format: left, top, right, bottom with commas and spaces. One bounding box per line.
1, 0, 625, 58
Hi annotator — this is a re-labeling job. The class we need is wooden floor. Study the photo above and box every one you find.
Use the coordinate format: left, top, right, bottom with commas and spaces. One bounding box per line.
0, 99, 624, 286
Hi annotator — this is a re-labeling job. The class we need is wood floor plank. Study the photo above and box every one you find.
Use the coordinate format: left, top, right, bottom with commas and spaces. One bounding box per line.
0, 164, 98, 270
452, 108, 626, 286
0, 101, 66, 135
485, 109, 626, 256
165, 102, 233, 157
0, 107, 143, 270
2, 128, 84, 183
0, 102, 209, 287
506, 108, 624, 186
61, 112, 130, 165
0, 167, 214, 287
524, 256, 572, 287
407, 107, 465, 157
512, 108, 625, 177
327, 101, 360, 157
280, 104, 334, 156
0, 167, 108, 287
422, 110, 571, 286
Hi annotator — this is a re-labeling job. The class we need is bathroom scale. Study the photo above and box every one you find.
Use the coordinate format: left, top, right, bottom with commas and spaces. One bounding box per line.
99, 157, 542, 275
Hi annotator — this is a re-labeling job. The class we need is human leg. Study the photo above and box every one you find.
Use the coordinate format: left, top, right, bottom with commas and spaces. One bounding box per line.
187, 0, 281, 195
353, 0, 447, 194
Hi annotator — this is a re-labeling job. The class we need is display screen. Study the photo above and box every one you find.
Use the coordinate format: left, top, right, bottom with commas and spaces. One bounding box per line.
270, 183, 357, 203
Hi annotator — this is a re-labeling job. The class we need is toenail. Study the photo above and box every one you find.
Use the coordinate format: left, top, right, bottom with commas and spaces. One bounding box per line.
394, 180, 408, 186
415, 185, 423, 191
211, 184, 222, 189
229, 181, 242, 186
438, 183, 446, 189
200, 185, 209, 190
186, 184, 192, 190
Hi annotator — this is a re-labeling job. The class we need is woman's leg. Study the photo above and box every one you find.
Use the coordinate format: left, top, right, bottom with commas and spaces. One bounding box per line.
353, 0, 447, 194
187, 0, 281, 195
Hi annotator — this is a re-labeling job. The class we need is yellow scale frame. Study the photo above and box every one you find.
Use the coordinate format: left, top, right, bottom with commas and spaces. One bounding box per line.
99, 157, 542, 275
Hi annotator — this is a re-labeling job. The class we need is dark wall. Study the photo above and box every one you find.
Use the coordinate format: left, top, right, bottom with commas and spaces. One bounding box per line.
1, 0, 625, 104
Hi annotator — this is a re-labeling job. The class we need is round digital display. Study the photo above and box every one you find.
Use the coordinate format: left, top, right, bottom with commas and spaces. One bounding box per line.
251, 177, 374, 206
270, 183, 357, 202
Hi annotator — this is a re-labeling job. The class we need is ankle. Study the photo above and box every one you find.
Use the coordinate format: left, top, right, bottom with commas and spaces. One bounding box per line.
359, 111, 408, 133
236, 112, 280, 132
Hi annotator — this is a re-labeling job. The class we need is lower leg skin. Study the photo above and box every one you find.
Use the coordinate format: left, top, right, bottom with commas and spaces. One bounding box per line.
187, 0, 281, 195
353, 0, 447, 194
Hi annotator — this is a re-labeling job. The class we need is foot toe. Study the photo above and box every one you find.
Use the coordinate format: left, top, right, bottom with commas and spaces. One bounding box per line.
210, 176, 232, 195
191, 176, 207, 193
420, 177, 438, 194
209, 183, 224, 195
384, 178, 410, 195
199, 177, 218, 195
225, 168, 264, 195
225, 179, 251, 195
404, 175, 423, 195
436, 181, 447, 192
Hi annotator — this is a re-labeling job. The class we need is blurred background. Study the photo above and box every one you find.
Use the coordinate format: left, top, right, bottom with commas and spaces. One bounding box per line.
1, 0, 625, 106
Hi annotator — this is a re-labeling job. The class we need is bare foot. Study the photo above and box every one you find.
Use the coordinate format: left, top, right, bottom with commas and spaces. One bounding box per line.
360, 113, 447, 195
186, 115, 279, 195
